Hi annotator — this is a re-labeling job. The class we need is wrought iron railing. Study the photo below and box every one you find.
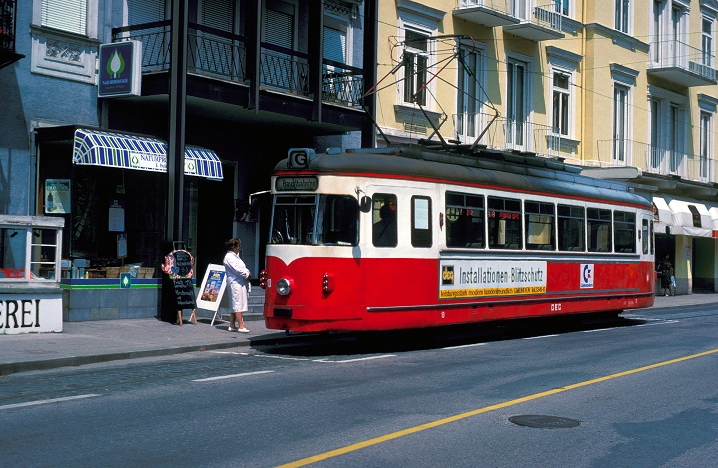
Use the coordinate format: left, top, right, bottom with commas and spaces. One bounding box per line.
595, 139, 716, 183
453, 112, 561, 158
649, 38, 717, 82
112, 21, 363, 108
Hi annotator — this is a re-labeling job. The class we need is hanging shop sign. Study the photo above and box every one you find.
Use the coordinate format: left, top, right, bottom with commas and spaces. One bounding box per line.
98, 41, 142, 98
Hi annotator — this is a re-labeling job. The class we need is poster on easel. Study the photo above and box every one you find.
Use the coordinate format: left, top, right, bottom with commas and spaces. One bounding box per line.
196, 264, 227, 312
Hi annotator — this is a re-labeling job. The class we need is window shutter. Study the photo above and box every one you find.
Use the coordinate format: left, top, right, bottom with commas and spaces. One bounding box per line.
323, 26, 346, 63
201, 0, 234, 32
41, 0, 87, 35
128, 0, 165, 25
265, 8, 293, 49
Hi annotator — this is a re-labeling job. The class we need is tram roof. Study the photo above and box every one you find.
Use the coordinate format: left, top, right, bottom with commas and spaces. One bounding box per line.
274, 146, 652, 209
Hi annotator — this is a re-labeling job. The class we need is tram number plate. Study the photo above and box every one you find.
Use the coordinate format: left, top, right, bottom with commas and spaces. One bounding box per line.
550, 303, 562, 311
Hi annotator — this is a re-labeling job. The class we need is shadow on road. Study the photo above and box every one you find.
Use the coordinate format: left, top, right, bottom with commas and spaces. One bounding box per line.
250, 313, 647, 357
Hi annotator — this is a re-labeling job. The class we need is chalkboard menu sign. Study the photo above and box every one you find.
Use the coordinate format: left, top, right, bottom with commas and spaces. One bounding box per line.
162, 250, 196, 309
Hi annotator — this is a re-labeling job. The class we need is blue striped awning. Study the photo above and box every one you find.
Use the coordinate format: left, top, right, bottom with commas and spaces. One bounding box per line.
72, 129, 223, 180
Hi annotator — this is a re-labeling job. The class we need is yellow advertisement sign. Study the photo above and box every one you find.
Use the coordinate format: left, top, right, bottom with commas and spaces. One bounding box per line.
440, 260, 547, 299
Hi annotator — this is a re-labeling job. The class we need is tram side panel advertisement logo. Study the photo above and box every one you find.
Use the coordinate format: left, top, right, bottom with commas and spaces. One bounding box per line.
580, 264, 594, 289
439, 260, 547, 299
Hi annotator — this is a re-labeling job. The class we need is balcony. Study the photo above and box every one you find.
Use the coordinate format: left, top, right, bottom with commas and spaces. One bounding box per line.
648, 39, 717, 87
454, 0, 563, 40
453, 112, 561, 158
596, 139, 715, 184
112, 21, 364, 110
0, 0, 24, 69
453, 0, 521, 27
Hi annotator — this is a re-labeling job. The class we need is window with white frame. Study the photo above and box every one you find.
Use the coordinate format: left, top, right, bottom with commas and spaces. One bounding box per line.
702, 15, 715, 69
507, 57, 529, 147
651, 0, 663, 64
456, 45, 483, 142
555, 0, 569, 16
41, 0, 87, 35
552, 71, 570, 136
700, 110, 713, 180
403, 29, 429, 106
615, 0, 630, 34
612, 83, 629, 163
649, 86, 688, 175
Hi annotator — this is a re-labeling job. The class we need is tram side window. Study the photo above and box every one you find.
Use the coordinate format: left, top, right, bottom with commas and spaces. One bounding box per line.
587, 208, 612, 252
642, 219, 649, 254
271, 196, 317, 245
614, 211, 636, 253
558, 205, 585, 251
411, 196, 432, 247
373, 194, 397, 247
445, 192, 485, 248
319, 195, 358, 246
488, 196, 521, 250
525, 201, 555, 250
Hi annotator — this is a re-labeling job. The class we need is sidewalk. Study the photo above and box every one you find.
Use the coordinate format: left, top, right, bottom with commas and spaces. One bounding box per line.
2, 293, 717, 376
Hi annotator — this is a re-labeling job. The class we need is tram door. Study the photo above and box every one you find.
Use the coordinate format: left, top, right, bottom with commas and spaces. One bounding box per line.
365, 186, 439, 316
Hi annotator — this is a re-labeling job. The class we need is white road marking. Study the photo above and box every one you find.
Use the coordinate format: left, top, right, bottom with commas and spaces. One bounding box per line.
254, 355, 311, 361
192, 370, 274, 382
443, 343, 487, 350
636, 320, 679, 327
314, 354, 396, 363
208, 351, 249, 355
0, 394, 101, 411
523, 334, 559, 340
582, 328, 611, 333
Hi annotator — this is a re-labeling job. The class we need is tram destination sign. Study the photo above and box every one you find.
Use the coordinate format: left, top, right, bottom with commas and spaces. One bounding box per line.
439, 260, 547, 299
276, 176, 318, 191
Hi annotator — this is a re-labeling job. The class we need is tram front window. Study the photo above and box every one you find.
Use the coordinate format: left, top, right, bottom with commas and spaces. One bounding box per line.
270, 195, 358, 246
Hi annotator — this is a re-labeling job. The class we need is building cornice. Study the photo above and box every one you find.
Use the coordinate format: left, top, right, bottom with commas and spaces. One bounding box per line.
585, 23, 649, 54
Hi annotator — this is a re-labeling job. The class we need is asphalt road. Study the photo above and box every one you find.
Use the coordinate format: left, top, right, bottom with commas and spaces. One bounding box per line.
2, 306, 717, 467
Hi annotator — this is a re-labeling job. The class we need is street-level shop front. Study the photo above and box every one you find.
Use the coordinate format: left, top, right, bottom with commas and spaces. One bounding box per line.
0, 215, 64, 334
653, 195, 718, 294
36, 126, 229, 321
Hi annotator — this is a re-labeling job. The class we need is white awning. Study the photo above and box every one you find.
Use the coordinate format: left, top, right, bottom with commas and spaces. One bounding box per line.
72, 128, 223, 180
653, 195, 712, 237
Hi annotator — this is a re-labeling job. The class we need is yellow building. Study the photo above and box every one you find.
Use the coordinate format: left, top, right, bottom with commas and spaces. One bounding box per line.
373, 0, 718, 295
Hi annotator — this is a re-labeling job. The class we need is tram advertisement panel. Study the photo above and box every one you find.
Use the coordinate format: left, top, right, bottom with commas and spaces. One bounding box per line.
439, 260, 547, 299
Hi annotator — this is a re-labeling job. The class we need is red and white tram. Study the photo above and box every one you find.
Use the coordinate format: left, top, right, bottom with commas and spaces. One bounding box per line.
259, 145, 655, 332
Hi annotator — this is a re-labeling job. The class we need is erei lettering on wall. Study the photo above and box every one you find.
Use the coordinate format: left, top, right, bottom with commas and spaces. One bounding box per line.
0, 299, 42, 328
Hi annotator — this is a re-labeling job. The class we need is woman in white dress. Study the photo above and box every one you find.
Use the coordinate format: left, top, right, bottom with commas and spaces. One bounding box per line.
223, 238, 251, 332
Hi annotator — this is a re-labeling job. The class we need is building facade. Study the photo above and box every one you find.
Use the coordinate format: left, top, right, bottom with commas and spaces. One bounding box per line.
0, 0, 375, 320
374, 0, 718, 295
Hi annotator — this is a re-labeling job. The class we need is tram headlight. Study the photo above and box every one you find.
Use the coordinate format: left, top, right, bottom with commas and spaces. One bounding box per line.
276, 277, 293, 296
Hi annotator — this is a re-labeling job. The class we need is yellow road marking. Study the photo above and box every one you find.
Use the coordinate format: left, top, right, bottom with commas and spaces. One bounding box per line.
277, 347, 718, 468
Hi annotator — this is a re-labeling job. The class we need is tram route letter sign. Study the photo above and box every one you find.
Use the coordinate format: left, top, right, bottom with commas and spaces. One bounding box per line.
439, 260, 547, 299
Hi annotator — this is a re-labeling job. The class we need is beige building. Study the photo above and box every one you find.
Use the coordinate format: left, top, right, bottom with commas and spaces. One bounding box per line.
373, 0, 718, 294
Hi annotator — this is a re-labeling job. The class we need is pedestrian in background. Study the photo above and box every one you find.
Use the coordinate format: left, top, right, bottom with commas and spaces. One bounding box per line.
224, 238, 251, 332
660, 253, 674, 297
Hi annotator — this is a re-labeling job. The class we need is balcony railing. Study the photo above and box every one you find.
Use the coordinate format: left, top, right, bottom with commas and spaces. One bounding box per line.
0, 0, 23, 69
596, 139, 715, 183
454, 112, 561, 158
649, 38, 717, 84
112, 21, 364, 108
456, 0, 562, 34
